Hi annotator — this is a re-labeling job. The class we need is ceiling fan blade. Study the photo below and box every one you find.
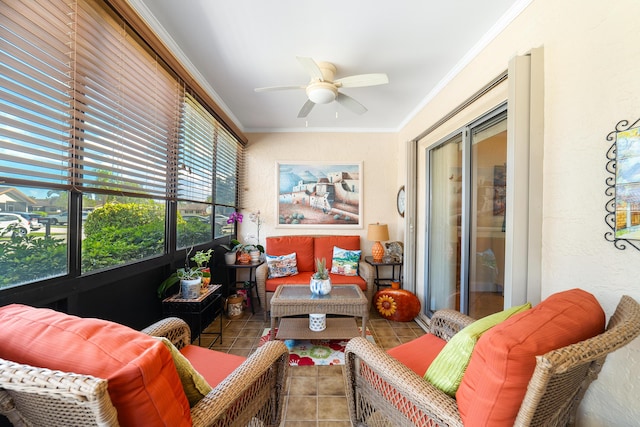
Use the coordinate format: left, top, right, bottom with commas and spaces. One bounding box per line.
297, 99, 315, 118
336, 93, 367, 115
254, 85, 306, 92
334, 73, 389, 88
297, 56, 324, 81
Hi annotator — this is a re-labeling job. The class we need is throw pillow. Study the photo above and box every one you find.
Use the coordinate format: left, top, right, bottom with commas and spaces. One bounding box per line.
155, 337, 212, 407
266, 252, 298, 278
330, 246, 361, 276
424, 302, 531, 396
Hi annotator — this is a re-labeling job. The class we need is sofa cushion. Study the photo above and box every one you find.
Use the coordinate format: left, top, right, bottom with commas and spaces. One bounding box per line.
424, 302, 531, 396
314, 235, 360, 271
328, 273, 367, 290
265, 271, 315, 292
266, 252, 298, 278
330, 246, 361, 276
156, 337, 212, 407
265, 272, 367, 292
0, 304, 191, 427
181, 345, 246, 388
387, 333, 447, 376
456, 288, 606, 427
266, 236, 314, 272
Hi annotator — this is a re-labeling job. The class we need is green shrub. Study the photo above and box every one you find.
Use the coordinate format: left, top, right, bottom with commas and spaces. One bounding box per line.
82, 203, 165, 272
0, 235, 67, 288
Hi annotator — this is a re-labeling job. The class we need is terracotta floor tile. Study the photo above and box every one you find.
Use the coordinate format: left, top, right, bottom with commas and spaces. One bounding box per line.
199, 302, 423, 424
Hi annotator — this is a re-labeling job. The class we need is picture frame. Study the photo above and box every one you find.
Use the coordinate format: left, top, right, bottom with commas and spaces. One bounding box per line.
605, 118, 640, 251
276, 161, 362, 228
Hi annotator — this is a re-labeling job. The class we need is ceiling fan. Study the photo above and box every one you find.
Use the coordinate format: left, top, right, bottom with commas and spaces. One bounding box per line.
254, 57, 389, 118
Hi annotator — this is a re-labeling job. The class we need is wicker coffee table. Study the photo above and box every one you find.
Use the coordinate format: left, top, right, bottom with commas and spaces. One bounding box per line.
270, 284, 368, 341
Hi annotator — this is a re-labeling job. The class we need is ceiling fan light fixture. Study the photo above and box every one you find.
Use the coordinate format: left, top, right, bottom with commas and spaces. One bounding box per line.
306, 82, 337, 104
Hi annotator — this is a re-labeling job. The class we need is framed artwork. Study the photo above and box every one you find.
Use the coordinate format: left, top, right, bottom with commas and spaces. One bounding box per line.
605, 118, 640, 251
276, 161, 362, 228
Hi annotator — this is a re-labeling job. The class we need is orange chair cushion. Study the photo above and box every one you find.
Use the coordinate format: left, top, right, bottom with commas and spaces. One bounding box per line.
456, 288, 606, 427
0, 304, 191, 427
386, 333, 447, 376
313, 235, 360, 271
180, 345, 246, 387
266, 236, 315, 272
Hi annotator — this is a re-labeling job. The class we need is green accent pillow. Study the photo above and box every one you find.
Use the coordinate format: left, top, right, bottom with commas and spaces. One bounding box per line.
424, 302, 531, 396
155, 337, 212, 407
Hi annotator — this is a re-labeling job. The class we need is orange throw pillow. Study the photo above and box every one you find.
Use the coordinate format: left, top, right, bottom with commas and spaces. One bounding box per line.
456, 289, 605, 427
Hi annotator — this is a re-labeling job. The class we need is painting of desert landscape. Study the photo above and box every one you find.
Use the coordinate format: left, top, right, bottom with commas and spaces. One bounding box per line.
277, 162, 362, 228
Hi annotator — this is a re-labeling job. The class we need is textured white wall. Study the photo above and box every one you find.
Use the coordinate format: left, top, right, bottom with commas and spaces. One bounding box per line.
244, 0, 640, 423
241, 132, 399, 255
399, 0, 640, 424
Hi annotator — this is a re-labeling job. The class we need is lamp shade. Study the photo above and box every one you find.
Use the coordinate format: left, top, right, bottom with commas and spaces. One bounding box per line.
367, 223, 389, 242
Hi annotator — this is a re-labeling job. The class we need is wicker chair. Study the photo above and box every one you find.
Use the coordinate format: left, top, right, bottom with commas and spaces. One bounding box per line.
344, 295, 640, 427
0, 317, 289, 427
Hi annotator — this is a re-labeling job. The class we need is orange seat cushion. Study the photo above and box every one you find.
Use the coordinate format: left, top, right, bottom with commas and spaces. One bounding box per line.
266, 236, 315, 272
265, 271, 315, 292
386, 333, 447, 376
456, 288, 606, 427
0, 304, 191, 427
180, 345, 246, 387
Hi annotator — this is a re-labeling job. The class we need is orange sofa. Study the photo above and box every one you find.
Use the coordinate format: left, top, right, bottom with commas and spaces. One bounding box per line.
256, 235, 374, 319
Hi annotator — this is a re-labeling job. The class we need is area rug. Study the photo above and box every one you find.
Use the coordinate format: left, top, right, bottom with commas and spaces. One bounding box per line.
258, 327, 375, 366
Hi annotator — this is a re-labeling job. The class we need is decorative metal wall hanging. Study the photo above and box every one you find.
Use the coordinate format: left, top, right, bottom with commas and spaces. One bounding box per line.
605, 118, 640, 251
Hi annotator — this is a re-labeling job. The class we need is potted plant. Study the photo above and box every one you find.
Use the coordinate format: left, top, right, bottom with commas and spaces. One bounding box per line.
221, 240, 265, 264
157, 248, 212, 299
221, 238, 242, 265
191, 248, 213, 287
310, 257, 331, 295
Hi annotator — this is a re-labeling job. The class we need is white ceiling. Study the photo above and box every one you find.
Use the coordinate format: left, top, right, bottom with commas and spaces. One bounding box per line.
130, 0, 529, 133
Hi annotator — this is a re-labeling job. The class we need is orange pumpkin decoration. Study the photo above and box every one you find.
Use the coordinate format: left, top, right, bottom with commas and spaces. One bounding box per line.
374, 288, 421, 322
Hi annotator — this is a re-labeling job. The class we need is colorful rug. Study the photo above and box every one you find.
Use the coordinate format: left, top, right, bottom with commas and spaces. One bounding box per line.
258, 327, 375, 366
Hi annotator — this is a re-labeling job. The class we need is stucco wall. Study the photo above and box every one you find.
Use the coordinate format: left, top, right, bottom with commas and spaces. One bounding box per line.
399, 0, 640, 424
241, 132, 399, 255
243, 0, 640, 423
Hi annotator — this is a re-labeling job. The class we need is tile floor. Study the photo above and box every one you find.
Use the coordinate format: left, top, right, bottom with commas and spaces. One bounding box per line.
196, 300, 426, 426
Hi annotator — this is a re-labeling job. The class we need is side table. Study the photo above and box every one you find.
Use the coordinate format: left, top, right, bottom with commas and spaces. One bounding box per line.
365, 256, 403, 293
162, 284, 222, 348
223, 259, 264, 314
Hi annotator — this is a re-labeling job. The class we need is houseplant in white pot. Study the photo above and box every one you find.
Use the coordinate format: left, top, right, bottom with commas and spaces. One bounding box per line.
191, 248, 213, 287
157, 248, 211, 299
310, 257, 331, 295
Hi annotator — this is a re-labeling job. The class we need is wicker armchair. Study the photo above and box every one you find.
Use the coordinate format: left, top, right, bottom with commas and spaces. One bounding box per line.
0, 317, 289, 427
345, 295, 640, 427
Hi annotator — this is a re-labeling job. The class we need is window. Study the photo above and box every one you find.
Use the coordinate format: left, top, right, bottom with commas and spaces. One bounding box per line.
425, 109, 507, 319
0, 0, 243, 288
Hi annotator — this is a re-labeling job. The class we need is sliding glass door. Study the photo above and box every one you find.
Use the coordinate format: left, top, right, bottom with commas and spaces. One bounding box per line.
426, 109, 507, 318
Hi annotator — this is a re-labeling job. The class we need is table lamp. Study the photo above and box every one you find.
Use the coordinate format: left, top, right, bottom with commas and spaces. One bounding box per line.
367, 223, 389, 263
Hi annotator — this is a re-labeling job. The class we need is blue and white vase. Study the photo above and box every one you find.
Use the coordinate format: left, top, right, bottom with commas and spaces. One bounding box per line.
310, 278, 331, 296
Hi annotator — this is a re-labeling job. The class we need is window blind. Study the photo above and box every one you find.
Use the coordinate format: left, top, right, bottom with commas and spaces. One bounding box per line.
215, 123, 243, 207
0, 0, 74, 185
73, 0, 181, 198
1, 0, 243, 204
178, 94, 215, 202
